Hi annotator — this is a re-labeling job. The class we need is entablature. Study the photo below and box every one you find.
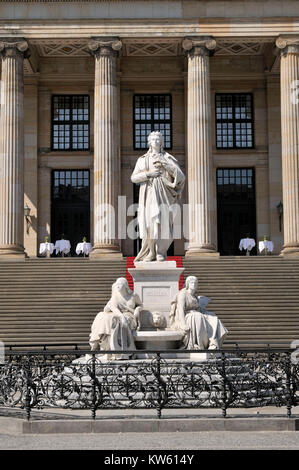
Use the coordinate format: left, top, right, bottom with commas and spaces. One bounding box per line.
0, 35, 284, 77
27, 36, 275, 57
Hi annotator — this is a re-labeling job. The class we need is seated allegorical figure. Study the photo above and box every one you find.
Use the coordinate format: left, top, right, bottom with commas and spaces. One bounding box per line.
89, 277, 142, 359
169, 276, 228, 350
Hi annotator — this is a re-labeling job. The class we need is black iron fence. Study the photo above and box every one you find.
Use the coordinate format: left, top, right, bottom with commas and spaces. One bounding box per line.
0, 348, 298, 420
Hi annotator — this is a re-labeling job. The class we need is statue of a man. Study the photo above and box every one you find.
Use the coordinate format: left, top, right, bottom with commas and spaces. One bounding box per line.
131, 131, 185, 262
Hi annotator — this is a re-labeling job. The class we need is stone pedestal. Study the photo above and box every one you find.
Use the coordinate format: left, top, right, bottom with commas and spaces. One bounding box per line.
0, 39, 29, 258
129, 261, 184, 322
134, 330, 184, 358
276, 37, 299, 257
88, 38, 122, 258
182, 37, 218, 257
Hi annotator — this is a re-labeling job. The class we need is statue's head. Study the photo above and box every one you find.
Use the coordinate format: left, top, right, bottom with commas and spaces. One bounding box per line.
152, 312, 167, 329
148, 131, 164, 152
185, 276, 198, 291
112, 277, 131, 296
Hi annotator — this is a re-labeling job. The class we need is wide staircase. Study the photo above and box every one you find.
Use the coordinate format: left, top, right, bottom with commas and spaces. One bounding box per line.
183, 256, 299, 348
0, 257, 298, 348
0, 259, 126, 347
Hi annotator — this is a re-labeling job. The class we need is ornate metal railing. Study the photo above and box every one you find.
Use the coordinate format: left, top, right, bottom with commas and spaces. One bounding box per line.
0, 348, 298, 420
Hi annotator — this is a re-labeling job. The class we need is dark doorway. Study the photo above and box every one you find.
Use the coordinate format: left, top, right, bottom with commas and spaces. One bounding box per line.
133, 183, 174, 256
217, 168, 256, 256
51, 170, 90, 256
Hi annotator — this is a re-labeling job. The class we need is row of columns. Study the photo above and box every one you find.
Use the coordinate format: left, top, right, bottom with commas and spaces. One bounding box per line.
0, 36, 299, 258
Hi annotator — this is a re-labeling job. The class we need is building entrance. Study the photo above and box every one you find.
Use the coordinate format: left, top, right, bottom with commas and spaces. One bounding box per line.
51, 170, 90, 256
217, 168, 256, 256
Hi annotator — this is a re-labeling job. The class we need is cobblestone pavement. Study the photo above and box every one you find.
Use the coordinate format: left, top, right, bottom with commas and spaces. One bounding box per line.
0, 431, 299, 450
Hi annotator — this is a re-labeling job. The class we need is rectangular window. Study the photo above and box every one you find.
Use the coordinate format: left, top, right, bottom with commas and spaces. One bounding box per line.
52, 170, 90, 202
215, 93, 254, 149
217, 168, 255, 203
52, 95, 90, 151
134, 94, 172, 150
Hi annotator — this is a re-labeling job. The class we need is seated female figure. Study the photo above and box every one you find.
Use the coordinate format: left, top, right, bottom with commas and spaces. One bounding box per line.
169, 276, 228, 350
89, 277, 142, 359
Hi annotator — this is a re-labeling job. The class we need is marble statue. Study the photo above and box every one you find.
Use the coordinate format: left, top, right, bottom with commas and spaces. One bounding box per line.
89, 277, 142, 359
169, 276, 228, 350
131, 131, 185, 262
152, 311, 167, 329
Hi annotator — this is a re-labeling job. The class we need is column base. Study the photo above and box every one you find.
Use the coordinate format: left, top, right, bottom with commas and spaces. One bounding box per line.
280, 243, 299, 257
185, 251, 220, 258
89, 244, 123, 259
185, 244, 219, 258
0, 244, 26, 259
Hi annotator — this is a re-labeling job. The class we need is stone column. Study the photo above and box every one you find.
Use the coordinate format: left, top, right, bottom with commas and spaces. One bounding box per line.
182, 37, 218, 257
266, 75, 283, 253
88, 38, 122, 258
0, 39, 30, 258
276, 37, 299, 256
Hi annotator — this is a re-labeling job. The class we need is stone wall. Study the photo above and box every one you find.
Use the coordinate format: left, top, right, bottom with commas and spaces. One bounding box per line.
0, 0, 299, 21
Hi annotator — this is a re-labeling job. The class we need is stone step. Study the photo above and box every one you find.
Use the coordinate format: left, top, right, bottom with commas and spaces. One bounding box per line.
0, 257, 299, 347
0, 304, 297, 309
183, 257, 299, 348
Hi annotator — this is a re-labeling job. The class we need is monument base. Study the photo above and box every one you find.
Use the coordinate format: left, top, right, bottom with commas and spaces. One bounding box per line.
128, 261, 184, 322
134, 330, 184, 358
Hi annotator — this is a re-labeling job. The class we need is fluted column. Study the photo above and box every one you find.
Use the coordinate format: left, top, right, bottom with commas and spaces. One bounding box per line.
88, 38, 122, 258
276, 37, 299, 256
0, 39, 29, 258
183, 37, 218, 257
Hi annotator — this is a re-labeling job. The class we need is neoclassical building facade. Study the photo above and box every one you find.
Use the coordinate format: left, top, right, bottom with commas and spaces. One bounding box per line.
0, 0, 299, 258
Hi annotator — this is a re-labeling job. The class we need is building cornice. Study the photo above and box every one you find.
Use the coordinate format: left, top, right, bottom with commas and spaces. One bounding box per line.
1, 0, 170, 2
0, 18, 298, 39
3, 0, 204, 1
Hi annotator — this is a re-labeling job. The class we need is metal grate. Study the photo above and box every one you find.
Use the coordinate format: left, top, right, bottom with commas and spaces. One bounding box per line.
1, 349, 297, 421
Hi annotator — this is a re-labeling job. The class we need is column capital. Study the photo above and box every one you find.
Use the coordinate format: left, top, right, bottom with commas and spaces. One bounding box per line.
0, 38, 30, 59
276, 36, 299, 55
182, 37, 216, 57
88, 37, 122, 57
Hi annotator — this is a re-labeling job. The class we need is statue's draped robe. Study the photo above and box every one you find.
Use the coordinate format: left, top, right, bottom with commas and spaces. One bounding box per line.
170, 289, 228, 349
89, 293, 141, 359
131, 150, 185, 261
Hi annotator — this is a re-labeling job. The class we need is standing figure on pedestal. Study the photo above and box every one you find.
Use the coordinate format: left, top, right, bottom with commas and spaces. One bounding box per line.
131, 131, 185, 262
89, 278, 142, 359
169, 276, 228, 350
